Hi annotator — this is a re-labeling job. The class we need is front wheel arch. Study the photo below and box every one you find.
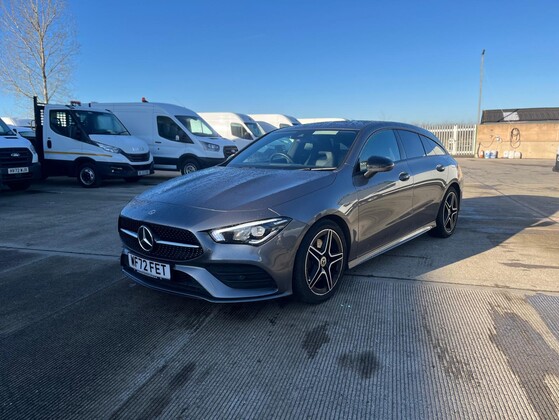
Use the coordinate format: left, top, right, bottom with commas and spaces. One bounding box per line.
178, 155, 201, 175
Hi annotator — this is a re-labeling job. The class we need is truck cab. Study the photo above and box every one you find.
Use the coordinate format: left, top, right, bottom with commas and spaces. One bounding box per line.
33, 98, 154, 187
0, 117, 41, 191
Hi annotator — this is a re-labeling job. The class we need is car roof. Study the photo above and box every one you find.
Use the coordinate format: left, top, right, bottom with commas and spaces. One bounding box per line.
295, 120, 436, 138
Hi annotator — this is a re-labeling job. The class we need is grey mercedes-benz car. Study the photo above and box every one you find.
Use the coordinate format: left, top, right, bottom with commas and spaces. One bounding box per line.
119, 121, 462, 303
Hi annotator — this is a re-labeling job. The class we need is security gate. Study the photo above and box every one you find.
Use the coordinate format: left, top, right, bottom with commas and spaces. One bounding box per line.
420, 124, 477, 156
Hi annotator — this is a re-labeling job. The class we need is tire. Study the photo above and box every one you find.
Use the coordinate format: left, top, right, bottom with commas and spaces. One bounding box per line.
77, 163, 101, 188
179, 158, 200, 175
430, 187, 460, 238
293, 220, 347, 304
7, 181, 31, 191
124, 176, 141, 183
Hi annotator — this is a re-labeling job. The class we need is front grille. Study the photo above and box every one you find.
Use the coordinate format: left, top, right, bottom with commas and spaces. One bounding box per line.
121, 254, 211, 298
223, 146, 238, 157
122, 151, 150, 162
206, 264, 276, 289
119, 216, 203, 262
0, 148, 32, 168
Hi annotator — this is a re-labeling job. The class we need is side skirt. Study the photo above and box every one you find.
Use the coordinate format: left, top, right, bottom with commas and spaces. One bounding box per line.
348, 222, 436, 269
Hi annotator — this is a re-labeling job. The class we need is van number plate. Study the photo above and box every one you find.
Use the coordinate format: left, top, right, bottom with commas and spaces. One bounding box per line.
8, 167, 29, 174
128, 253, 171, 280
137, 170, 150, 176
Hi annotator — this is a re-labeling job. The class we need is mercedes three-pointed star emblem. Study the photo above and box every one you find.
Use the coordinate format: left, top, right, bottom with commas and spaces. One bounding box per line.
137, 225, 154, 252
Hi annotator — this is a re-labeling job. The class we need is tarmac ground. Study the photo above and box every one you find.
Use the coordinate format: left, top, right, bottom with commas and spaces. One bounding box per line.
1, 158, 559, 419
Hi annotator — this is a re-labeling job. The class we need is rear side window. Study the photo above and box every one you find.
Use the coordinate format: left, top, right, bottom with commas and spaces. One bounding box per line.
420, 135, 446, 156
397, 130, 425, 159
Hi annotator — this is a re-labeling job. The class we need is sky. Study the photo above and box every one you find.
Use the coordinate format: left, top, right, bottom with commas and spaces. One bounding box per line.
1, 0, 558, 123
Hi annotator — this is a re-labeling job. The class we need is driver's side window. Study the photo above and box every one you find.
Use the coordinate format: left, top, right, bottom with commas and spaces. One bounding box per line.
157, 116, 190, 142
358, 130, 401, 171
49, 110, 81, 140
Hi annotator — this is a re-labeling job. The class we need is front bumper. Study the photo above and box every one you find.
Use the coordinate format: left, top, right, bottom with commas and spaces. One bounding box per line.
119, 218, 307, 303
0, 162, 41, 186
97, 161, 154, 179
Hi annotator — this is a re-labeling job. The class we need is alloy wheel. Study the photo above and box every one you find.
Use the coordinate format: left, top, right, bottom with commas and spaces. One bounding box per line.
443, 191, 459, 233
304, 228, 344, 296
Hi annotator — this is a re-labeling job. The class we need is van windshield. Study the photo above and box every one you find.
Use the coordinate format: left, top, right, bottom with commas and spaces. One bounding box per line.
0, 119, 14, 136
245, 122, 263, 138
175, 115, 217, 138
73, 110, 130, 135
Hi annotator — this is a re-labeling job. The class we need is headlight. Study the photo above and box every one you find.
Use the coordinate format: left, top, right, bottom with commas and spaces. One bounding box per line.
209, 217, 291, 245
27, 143, 37, 154
96, 142, 122, 154
202, 141, 220, 152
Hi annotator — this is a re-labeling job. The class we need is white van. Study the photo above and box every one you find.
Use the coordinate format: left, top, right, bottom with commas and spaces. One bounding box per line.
33, 98, 154, 188
298, 118, 347, 124
248, 114, 301, 130
95, 103, 238, 174
198, 112, 264, 150
0, 117, 41, 191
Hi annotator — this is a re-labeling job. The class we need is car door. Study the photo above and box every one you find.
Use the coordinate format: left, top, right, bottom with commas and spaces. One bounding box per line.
396, 130, 448, 229
354, 129, 414, 257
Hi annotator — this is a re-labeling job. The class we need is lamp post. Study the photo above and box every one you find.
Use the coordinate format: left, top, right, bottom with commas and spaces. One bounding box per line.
477, 49, 485, 124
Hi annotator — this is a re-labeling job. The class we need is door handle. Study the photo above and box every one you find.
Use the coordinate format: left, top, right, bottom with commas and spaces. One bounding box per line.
436, 164, 446, 172
155, 141, 162, 144
399, 172, 410, 181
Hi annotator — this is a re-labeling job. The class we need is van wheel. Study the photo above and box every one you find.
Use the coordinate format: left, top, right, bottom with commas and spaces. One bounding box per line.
8, 181, 31, 191
293, 220, 347, 304
78, 163, 101, 188
124, 176, 141, 183
180, 158, 199, 175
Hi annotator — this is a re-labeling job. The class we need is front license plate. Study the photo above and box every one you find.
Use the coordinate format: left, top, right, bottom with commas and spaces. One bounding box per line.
8, 167, 29, 174
128, 253, 171, 280
137, 169, 150, 176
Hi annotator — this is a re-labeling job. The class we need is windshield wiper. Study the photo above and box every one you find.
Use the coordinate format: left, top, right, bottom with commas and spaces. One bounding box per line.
299, 167, 337, 171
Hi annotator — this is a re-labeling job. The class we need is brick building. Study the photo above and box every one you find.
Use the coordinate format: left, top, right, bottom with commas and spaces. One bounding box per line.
477, 108, 559, 159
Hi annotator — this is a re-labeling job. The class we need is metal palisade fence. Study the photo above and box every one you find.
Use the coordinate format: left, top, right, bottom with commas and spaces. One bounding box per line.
420, 124, 477, 156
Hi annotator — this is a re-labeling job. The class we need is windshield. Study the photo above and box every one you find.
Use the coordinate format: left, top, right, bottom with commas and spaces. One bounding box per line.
0, 119, 14, 136
245, 121, 263, 138
73, 110, 130, 135
175, 115, 217, 137
227, 129, 358, 170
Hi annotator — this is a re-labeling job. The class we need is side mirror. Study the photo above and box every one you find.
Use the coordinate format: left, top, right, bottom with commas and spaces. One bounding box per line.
363, 156, 394, 178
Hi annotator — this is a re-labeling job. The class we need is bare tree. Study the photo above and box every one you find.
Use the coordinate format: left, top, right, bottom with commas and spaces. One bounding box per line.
0, 0, 79, 103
